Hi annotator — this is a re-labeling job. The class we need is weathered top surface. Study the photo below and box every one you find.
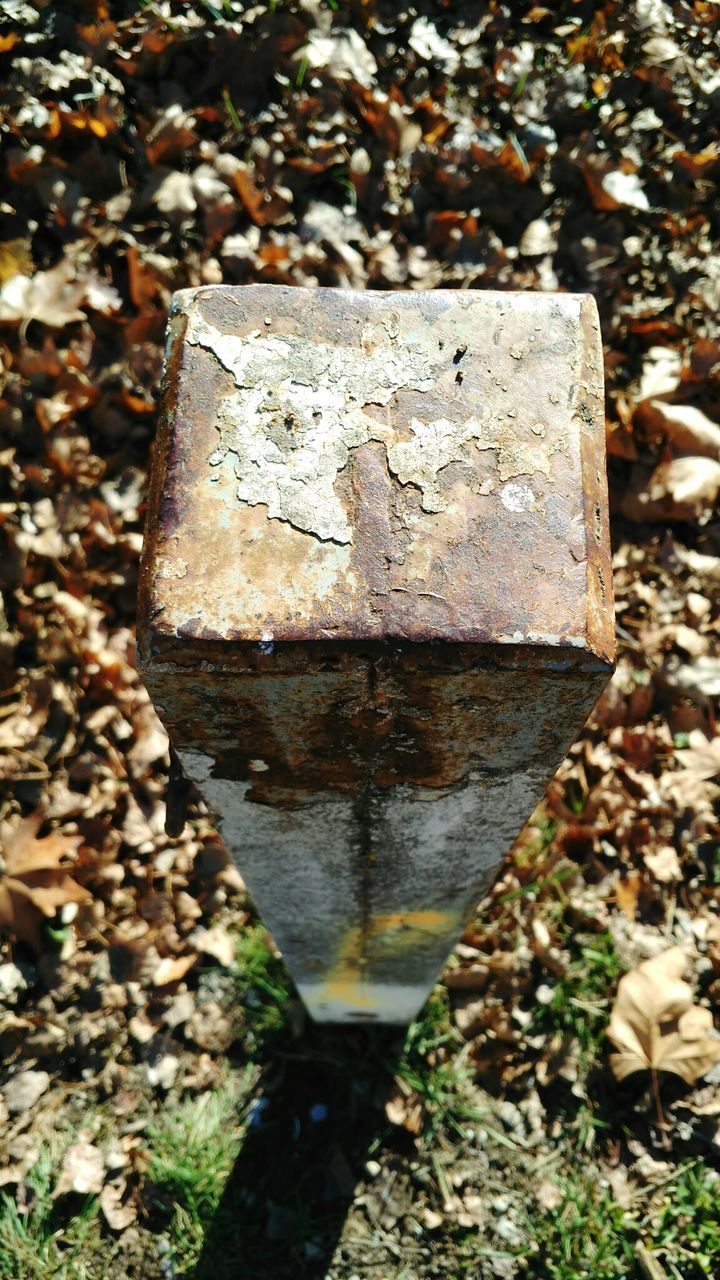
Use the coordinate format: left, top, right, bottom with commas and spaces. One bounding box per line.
138, 285, 614, 669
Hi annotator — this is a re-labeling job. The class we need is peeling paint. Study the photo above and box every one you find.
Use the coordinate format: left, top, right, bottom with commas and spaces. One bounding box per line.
185, 301, 556, 540
386, 416, 550, 513
185, 307, 435, 542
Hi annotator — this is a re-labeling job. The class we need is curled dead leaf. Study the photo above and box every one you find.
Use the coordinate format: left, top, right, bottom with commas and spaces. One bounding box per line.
100, 1182, 138, 1231
643, 845, 681, 884
385, 1081, 424, 1135
152, 953, 198, 987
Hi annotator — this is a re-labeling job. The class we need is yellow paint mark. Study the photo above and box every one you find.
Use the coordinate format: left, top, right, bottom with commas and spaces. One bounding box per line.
318, 909, 458, 1010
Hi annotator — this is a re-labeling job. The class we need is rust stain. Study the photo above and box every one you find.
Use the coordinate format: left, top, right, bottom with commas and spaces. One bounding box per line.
316, 909, 459, 1009
143, 645, 611, 806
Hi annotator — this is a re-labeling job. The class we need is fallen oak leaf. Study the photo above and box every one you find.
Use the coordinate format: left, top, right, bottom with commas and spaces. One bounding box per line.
1, 816, 83, 878
622, 457, 720, 524
607, 947, 720, 1086
0, 815, 90, 948
650, 457, 720, 519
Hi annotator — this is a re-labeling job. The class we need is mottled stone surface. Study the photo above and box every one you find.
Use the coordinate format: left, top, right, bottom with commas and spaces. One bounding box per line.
137, 284, 614, 1024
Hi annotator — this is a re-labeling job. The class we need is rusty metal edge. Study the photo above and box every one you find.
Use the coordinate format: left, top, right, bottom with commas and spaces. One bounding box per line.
136, 299, 188, 672
138, 637, 613, 679
578, 293, 616, 670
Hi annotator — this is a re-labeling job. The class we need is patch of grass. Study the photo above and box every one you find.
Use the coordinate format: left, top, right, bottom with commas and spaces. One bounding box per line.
403, 989, 459, 1065
522, 1159, 720, 1280
147, 1078, 251, 1273
232, 923, 292, 1050
0, 1141, 104, 1280
647, 1161, 720, 1278
222, 87, 241, 130
522, 1171, 636, 1279
531, 929, 621, 1071
396, 989, 483, 1143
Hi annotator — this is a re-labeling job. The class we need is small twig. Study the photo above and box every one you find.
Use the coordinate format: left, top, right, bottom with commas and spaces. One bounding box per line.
635, 1241, 669, 1280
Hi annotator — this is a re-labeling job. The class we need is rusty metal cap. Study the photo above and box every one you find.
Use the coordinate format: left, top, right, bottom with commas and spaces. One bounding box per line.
138, 285, 614, 672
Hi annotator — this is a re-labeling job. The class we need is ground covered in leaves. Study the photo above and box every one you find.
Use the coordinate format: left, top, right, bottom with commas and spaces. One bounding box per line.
2, 1, 720, 1277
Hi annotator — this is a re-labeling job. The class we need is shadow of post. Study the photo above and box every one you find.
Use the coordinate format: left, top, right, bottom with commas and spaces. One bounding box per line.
188, 1020, 405, 1280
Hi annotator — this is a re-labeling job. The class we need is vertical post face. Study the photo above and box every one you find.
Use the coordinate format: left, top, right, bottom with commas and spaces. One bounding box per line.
138, 285, 614, 1025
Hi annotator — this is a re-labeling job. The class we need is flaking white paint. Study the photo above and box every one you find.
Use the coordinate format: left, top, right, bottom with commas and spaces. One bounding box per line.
185, 304, 559, 543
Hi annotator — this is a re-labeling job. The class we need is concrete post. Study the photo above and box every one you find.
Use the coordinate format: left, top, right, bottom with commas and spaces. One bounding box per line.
137, 285, 614, 1025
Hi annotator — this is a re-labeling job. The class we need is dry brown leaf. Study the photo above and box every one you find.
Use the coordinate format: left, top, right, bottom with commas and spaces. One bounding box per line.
0, 815, 89, 947
152, 953, 198, 987
675, 730, 720, 780
152, 171, 196, 217
385, 1082, 424, 1135
623, 457, 720, 524
658, 766, 720, 818
637, 347, 682, 402
519, 218, 556, 256
584, 156, 650, 211
100, 1182, 137, 1231
649, 457, 720, 518
2, 817, 83, 878
535, 1178, 563, 1211
187, 924, 236, 968
2, 1069, 50, 1115
607, 948, 720, 1084
671, 546, 720, 583
54, 1140, 105, 1197
144, 104, 198, 166
645, 401, 720, 458
662, 655, 720, 700
615, 871, 643, 922
643, 845, 681, 884
0, 261, 120, 328
666, 624, 707, 658
0, 239, 33, 285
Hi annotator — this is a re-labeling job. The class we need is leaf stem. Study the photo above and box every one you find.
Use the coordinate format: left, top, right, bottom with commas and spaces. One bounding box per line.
651, 1067, 670, 1152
